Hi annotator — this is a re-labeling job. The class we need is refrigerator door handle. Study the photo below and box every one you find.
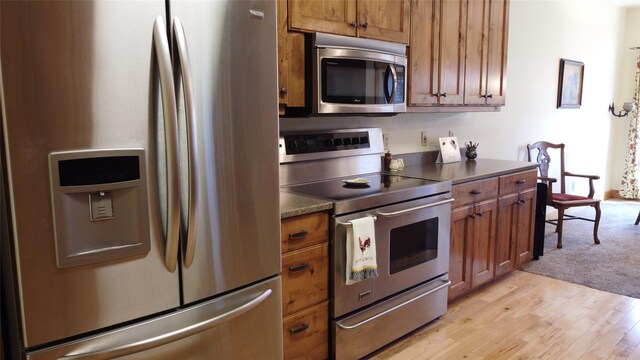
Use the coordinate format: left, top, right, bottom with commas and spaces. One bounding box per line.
173, 17, 198, 268
153, 16, 181, 272
57, 289, 273, 360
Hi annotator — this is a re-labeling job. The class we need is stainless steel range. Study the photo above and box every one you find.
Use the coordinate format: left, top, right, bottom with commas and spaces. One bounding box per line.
280, 128, 453, 359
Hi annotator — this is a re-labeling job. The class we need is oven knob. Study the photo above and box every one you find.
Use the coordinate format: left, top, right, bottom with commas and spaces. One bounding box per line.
334, 138, 343, 146
360, 136, 369, 144
351, 137, 360, 145
343, 138, 352, 145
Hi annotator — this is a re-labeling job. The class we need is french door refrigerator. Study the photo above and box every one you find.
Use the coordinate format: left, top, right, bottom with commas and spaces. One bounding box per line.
0, 1, 282, 359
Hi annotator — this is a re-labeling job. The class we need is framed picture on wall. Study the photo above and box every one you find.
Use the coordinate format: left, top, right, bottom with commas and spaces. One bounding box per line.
557, 58, 584, 108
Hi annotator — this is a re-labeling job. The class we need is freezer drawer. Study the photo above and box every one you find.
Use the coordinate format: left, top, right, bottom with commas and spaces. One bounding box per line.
27, 277, 282, 360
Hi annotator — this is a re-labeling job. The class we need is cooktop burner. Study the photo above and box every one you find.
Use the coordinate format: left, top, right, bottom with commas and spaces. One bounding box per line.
284, 173, 450, 215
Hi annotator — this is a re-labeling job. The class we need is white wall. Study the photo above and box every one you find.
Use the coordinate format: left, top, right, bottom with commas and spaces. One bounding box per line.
610, 6, 640, 194
281, 0, 626, 199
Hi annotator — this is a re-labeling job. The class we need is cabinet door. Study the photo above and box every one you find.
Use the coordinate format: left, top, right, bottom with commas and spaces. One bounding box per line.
470, 199, 497, 288
495, 193, 517, 276
289, 0, 357, 36
438, 0, 466, 105
278, 0, 307, 114
409, 0, 465, 106
464, 0, 508, 105
514, 189, 536, 265
484, 0, 508, 105
357, 0, 410, 43
409, 0, 439, 105
448, 204, 473, 300
496, 189, 536, 277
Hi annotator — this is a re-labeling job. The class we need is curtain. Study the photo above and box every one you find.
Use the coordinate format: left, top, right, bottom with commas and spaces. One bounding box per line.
619, 54, 640, 199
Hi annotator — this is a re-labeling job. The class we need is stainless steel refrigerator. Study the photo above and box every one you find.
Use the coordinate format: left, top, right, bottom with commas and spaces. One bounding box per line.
0, 1, 282, 359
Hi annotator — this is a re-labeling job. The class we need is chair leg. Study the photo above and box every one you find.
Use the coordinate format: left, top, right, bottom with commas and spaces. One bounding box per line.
557, 208, 564, 249
635, 210, 640, 225
593, 203, 601, 245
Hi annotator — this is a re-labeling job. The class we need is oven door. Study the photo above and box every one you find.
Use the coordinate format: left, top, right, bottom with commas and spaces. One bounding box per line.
332, 194, 452, 318
313, 48, 406, 114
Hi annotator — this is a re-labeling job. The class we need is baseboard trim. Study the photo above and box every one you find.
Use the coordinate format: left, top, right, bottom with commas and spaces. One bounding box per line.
605, 190, 621, 200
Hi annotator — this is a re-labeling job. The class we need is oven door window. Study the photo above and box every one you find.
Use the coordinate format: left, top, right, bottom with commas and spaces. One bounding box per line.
389, 217, 438, 274
321, 58, 400, 105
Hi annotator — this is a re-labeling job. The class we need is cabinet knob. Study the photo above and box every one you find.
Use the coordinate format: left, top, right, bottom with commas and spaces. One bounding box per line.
487, 94, 493, 99
361, 22, 369, 30
441, 93, 447, 98
280, 87, 288, 95
350, 21, 358, 28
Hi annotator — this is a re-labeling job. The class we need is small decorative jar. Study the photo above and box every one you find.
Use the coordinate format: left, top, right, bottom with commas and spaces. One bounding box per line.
465, 141, 479, 160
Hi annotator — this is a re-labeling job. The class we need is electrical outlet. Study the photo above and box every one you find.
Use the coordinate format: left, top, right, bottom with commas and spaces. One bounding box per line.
421, 131, 428, 146
383, 133, 390, 151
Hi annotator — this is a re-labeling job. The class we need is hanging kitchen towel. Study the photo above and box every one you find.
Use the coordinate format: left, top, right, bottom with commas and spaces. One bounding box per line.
345, 216, 378, 285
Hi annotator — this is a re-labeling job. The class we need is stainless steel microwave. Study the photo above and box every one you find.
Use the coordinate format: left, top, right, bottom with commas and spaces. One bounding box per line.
312, 33, 407, 114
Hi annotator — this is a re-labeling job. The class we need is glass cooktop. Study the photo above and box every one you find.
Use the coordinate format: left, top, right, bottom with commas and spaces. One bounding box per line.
283, 173, 451, 214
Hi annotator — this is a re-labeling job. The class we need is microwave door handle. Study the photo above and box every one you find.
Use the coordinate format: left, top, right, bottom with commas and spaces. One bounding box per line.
387, 64, 397, 104
173, 17, 198, 268
153, 16, 180, 273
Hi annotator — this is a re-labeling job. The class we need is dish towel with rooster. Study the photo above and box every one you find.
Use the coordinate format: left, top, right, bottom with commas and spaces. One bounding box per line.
345, 216, 378, 285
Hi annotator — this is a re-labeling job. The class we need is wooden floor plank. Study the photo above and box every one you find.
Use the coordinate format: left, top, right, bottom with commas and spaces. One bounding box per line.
371, 271, 640, 360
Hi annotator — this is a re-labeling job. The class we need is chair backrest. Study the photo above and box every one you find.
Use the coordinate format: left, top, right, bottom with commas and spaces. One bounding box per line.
527, 141, 567, 194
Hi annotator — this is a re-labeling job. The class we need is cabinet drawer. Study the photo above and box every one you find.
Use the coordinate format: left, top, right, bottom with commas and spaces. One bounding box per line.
283, 301, 329, 360
451, 177, 499, 208
281, 212, 329, 253
282, 243, 329, 316
499, 170, 537, 195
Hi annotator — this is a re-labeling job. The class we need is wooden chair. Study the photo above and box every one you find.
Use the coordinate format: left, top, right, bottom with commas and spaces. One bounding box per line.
527, 141, 601, 248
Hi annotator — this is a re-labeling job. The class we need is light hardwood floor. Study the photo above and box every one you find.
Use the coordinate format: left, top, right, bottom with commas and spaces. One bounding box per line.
371, 271, 640, 360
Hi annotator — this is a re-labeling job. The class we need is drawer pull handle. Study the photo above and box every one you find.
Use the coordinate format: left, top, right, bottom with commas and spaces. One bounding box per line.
288, 323, 309, 335
515, 199, 526, 205
288, 263, 309, 273
516, 179, 526, 185
470, 189, 483, 195
288, 230, 309, 240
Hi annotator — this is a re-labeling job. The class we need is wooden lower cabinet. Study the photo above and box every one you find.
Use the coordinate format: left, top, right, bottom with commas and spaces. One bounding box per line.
495, 170, 537, 278
283, 302, 329, 360
449, 198, 497, 300
281, 211, 329, 360
449, 169, 536, 301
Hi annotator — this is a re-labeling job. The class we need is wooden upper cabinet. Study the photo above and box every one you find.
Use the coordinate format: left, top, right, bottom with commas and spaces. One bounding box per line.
409, 0, 466, 106
278, 0, 307, 114
357, 0, 410, 43
464, 0, 509, 105
288, 0, 409, 43
289, 0, 357, 37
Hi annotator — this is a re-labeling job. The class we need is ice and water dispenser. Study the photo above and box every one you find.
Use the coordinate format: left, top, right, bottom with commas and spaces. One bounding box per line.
48, 149, 150, 268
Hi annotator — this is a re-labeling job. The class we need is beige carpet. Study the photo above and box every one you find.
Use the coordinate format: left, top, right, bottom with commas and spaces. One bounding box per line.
521, 199, 640, 299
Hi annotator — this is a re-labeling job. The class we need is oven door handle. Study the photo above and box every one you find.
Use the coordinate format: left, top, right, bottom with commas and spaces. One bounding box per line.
336, 279, 451, 330
376, 198, 454, 218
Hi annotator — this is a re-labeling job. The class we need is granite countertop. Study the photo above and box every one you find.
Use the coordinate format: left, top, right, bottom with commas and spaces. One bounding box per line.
396, 158, 538, 184
280, 158, 538, 219
280, 191, 333, 219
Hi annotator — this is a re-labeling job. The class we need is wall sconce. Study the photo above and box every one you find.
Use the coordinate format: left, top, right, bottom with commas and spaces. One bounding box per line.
609, 102, 636, 117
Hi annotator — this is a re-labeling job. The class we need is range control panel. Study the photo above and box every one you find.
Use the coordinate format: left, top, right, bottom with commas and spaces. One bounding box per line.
283, 131, 370, 155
